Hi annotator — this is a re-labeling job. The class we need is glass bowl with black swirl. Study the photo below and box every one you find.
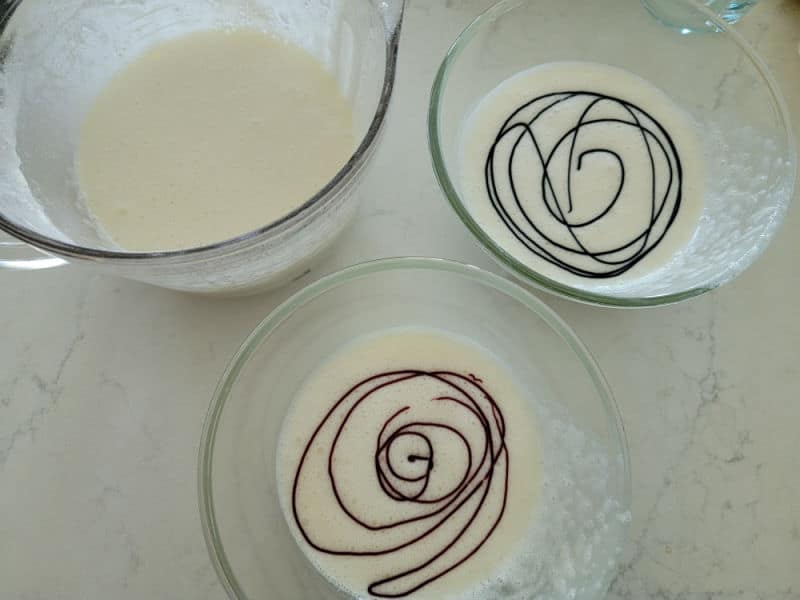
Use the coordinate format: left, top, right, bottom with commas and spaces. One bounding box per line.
429, 0, 796, 307
198, 257, 631, 600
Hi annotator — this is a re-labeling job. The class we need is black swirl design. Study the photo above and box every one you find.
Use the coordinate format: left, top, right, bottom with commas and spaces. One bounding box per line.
292, 370, 508, 598
485, 91, 683, 278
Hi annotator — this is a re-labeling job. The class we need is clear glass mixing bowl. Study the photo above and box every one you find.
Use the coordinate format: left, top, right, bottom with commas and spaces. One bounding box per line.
0, 0, 405, 293
429, 0, 796, 307
199, 257, 631, 599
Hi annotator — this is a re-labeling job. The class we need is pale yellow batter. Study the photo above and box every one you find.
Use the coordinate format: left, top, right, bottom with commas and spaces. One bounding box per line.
78, 29, 354, 252
460, 62, 704, 289
277, 328, 541, 599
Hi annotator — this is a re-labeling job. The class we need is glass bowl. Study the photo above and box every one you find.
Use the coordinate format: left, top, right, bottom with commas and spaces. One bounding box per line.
428, 0, 796, 307
198, 257, 631, 599
0, 0, 404, 293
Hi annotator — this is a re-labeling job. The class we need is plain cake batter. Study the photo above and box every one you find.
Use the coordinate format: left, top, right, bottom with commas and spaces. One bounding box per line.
78, 29, 355, 252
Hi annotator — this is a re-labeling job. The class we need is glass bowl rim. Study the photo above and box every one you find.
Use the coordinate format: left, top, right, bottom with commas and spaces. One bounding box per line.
427, 0, 797, 308
0, 1, 403, 264
197, 256, 633, 600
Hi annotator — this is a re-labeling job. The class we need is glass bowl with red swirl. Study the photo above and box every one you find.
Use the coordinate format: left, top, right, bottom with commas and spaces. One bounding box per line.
199, 258, 631, 600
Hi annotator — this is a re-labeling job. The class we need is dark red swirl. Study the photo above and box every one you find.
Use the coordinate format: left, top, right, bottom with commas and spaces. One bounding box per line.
291, 370, 509, 598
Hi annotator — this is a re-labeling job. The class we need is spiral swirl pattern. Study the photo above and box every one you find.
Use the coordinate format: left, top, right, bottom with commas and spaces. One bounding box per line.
485, 91, 683, 278
292, 370, 509, 598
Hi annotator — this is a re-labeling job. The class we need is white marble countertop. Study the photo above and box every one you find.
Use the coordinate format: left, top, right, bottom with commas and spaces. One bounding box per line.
1, 1, 798, 599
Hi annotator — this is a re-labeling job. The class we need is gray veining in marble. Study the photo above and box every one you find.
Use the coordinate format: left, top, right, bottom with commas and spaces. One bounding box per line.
1, 1, 798, 599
